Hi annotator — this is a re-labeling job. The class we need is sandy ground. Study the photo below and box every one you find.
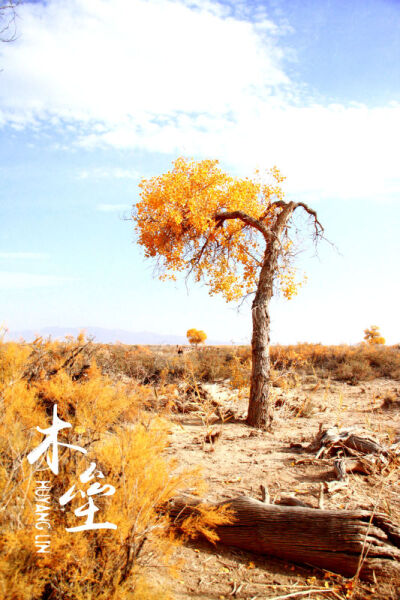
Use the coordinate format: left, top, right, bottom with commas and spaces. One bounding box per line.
155, 377, 400, 600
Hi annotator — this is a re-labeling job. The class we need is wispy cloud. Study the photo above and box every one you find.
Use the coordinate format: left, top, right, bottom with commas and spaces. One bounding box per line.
0, 0, 398, 201
77, 167, 140, 180
0, 272, 76, 289
0, 252, 48, 260
96, 204, 131, 212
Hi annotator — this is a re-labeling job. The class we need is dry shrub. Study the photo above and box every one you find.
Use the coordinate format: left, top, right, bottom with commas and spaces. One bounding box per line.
334, 356, 374, 384
178, 502, 234, 545
21, 332, 96, 383
97, 345, 249, 385
226, 348, 251, 390
0, 336, 227, 600
270, 343, 400, 383
0, 339, 31, 382
94, 342, 399, 394
97, 344, 187, 384
381, 390, 400, 409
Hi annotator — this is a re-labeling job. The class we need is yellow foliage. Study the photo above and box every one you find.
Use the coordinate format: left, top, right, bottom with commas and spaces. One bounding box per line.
0, 340, 31, 385
364, 325, 385, 345
228, 350, 251, 391
134, 157, 301, 302
0, 336, 227, 600
32, 368, 139, 431
186, 328, 207, 346
179, 502, 235, 545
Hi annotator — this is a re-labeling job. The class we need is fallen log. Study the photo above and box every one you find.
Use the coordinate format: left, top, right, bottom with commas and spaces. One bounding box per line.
170, 495, 400, 580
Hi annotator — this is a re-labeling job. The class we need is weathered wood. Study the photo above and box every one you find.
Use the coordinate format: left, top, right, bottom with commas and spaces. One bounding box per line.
174, 383, 236, 422
170, 495, 400, 580
333, 457, 347, 481
248, 293, 273, 429
344, 434, 386, 456
259, 484, 312, 508
260, 484, 270, 504
310, 427, 388, 466
247, 202, 300, 429
276, 495, 313, 508
344, 457, 375, 476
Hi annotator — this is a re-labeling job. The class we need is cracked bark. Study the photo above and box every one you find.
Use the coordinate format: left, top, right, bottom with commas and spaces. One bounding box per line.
170, 496, 400, 580
247, 249, 275, 429
246, 203, 296, 429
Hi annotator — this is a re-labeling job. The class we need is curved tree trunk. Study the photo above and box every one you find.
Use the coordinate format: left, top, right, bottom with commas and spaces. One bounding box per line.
246, 203, 299, 429
214, 201, 321, 430
170, 496, 400, 580
247, 236, 280, 428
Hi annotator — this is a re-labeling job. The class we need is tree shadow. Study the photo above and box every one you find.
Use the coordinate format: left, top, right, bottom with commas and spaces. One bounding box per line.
181, 534, 324, 582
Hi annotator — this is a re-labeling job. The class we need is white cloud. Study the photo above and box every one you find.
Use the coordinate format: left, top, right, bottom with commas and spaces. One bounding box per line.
0, 0, 399, 201
0, 252, 48, 259
96, 203, 131, 212
0, 272, 76, 289
0, 0, 288, 122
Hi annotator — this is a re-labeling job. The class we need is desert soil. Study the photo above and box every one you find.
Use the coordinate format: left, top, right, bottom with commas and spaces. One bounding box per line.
152, 377, 400, 600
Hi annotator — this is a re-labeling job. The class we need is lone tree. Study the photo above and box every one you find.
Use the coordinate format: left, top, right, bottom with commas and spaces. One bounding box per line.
133, 158, 323, 428
364, 325, 385, 345
187, 328, 207, 347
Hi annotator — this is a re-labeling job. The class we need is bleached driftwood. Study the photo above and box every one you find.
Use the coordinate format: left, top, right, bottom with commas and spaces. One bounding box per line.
170, 495, 400, 580
305, 425, 394, 483
310, 426, 387, 459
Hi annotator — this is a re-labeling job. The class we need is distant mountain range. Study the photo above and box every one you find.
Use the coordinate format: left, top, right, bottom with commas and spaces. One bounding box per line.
5, 326, 232, 346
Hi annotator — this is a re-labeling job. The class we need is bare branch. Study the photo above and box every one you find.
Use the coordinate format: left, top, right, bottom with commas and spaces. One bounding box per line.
241, 246, 263, 267
269, 199, 326, 249
236, 289, 256, 311
0, 1, 20, 43
293, 201, 324, 239
185, 230, 214, 281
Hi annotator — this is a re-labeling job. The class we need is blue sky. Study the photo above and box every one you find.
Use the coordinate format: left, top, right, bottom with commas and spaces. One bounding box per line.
0, 0, 399, 344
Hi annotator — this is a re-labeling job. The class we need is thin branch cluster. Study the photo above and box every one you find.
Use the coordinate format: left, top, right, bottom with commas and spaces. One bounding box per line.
0, 1, 20, 43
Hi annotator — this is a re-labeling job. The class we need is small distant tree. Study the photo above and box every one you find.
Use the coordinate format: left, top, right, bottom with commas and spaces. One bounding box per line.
187, 328, 207, 347
133, 157, 324, 429
364, 325, 385, 345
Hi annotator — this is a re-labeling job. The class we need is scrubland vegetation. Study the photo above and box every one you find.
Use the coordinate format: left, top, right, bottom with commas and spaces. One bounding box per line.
1, 333, 400, 599
0, 333, 232, 600
97, 341, 400, 387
